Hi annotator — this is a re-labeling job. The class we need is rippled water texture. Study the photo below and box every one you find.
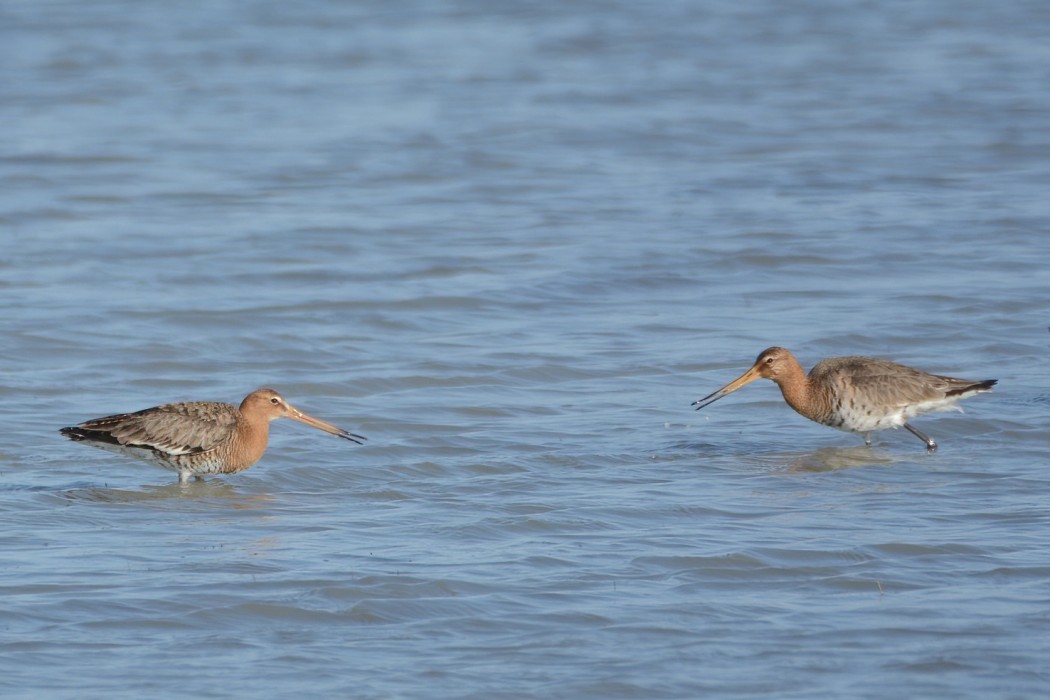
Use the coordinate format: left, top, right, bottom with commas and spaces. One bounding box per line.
2, 1, 1049, 698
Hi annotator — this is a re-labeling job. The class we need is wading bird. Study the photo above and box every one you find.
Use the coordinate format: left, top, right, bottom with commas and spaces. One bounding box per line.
61, 388, 365, 482
692, 347, 995, 450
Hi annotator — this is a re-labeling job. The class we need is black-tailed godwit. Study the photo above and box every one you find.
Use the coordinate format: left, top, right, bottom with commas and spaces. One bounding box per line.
61, 388, 365, 482
692, 347, 995, 450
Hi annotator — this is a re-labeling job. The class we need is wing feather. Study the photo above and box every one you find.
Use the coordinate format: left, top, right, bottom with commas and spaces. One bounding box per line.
812, 357, 975, 408
76, 401, 238, 456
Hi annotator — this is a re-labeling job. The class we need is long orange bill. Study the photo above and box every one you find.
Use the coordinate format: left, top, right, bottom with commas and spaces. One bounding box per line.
287, 405, 367, 445
692, 363, 764, 410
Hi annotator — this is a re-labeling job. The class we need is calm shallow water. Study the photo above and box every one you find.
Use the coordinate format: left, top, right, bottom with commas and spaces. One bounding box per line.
2, 1, 1049, 698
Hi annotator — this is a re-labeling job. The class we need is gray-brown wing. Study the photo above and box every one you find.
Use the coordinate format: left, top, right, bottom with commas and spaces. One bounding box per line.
77, 401, 239, 456
812, 356, 957, 407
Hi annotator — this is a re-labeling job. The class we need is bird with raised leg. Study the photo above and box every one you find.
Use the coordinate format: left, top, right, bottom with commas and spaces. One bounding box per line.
692, 347, 996, 451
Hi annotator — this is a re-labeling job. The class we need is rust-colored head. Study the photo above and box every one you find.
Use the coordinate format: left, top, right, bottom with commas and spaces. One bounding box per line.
692, 347, 796, 410
241, 388, 366, 444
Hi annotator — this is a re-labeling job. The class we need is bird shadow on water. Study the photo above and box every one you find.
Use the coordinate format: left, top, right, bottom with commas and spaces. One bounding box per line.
671, 437, 899, 472
776, 445, 898, 473
60, 478, 272, 507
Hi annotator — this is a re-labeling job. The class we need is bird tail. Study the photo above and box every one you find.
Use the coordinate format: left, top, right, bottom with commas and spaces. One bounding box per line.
60, 426, 88, 441
60, 426, 119, 445
946, 379, 997, 398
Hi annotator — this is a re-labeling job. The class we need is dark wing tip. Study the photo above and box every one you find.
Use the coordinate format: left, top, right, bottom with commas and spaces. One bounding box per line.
971, 379, 998, 392
945, 378, 998, 398
60, 426, 122, 445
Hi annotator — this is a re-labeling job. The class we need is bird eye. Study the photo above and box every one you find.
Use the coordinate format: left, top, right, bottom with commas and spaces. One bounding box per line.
270, 397, 280, 405
765, 357, 775, 365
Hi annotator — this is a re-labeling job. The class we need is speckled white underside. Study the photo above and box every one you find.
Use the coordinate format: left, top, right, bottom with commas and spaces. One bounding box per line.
75, 440, 225, 478
827, 395, 967, 433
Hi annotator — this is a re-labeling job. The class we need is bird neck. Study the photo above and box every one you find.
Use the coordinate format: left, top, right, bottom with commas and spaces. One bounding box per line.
231, 407, 272, 470
772, 357, 819, 421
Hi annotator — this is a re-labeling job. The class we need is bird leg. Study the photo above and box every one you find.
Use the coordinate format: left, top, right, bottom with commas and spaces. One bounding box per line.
863, 432, 872, 446
904, 423, 937, 451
